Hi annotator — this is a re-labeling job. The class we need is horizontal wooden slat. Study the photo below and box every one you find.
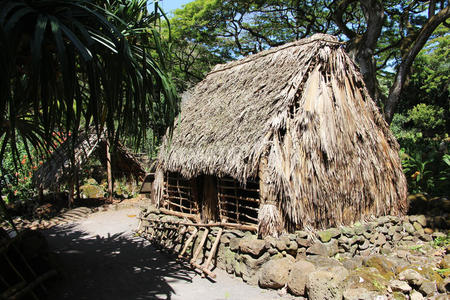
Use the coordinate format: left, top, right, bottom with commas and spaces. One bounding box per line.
163, 195, 190, 201
165, 201, 198, 213
217, 185, 259, 192
166, 190, 191, 197
218, 201, 259, 212
164, 183, 192, 190
140, 216, 257, 231
217, 193, 260, 203
219, 178, 258, 184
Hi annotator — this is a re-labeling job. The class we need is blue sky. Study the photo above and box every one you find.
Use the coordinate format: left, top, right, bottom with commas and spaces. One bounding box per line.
156, 0, 193, 14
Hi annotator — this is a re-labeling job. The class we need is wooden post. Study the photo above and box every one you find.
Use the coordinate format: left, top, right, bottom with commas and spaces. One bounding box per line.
202, 227, 223, 278
191, 261, 217, 278
106, 139, 113, 203
38, 185, 44, 203
179, 227, 198, 258
191, 228, 209, 263
75, 167, 81, 201
201, 175, 218, 222
68, 180, 74, 208
190, 177, 200, 216
151, 169, 164, 207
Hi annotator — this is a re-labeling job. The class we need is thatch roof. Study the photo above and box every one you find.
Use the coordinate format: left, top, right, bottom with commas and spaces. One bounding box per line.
33, 129, 146, 190
156, 34, 407, 229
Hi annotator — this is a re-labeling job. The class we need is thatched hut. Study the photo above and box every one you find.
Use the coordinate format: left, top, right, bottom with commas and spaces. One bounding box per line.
153, 34, 407, 237
33, 129, 146, 193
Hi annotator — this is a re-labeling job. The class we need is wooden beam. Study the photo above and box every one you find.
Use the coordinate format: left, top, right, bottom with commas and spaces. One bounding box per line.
178, 227, 198, 258
218, 200, 259, 211
191, 228, 209, 263
217, 193, 260, 203
218, 186, 260, 192
140, 216, 257, 231
192, 262, 216, 279
164, 183, 192, 190
163, 200, 195, 213
160, 208, 200, 222
202, 228, 223, 278
106, 138, 113, 203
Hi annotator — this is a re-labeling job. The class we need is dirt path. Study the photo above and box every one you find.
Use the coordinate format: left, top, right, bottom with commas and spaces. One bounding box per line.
43, 208, 282, 300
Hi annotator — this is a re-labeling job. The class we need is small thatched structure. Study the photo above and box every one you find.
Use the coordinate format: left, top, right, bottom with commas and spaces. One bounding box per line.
33, 129, 146, 190
153, 34, 407, 237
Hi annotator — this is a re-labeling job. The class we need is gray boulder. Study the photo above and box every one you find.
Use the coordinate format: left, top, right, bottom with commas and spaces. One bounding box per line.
389, 280, 412, 293
259, 257, 294, 289
239, 236, 266, 256
398, 268, 424, 286
343, 288, 382, 300
317, 228, 340, 243
287, 260, 316, 296
306, 241, 328, 256
410, 290, 424, 300
306, 269, 347, 300
419, 280, 437, 296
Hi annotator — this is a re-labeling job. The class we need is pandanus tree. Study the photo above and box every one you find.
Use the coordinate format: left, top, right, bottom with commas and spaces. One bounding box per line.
0, 0, 178, 229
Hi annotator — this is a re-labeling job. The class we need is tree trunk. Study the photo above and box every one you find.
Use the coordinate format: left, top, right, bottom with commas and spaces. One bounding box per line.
106, 139, 113, 203
68, 181, 74, 208
38, 185, 44, 203
338, 0, 384, 103
75, 167, 80, 201
384, 6, 450, 123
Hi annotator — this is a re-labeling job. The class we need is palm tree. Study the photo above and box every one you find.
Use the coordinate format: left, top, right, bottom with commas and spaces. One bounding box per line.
0, 0, 178, 229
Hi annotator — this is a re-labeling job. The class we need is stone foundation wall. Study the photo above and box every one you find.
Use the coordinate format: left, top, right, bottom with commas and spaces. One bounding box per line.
138, 207, 449, 299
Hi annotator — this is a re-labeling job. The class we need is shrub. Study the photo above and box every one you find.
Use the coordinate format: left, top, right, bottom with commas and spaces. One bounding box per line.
392, 104, 449, 196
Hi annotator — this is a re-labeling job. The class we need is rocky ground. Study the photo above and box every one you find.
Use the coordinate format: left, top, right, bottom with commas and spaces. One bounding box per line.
140, 208, 450, 299
257, 243, 449, 299
255, 216, 450, 299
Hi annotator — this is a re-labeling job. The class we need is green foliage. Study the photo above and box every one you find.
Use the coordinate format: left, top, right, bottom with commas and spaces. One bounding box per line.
114, 179, 138, 199
160, 0, 229, 90
0, 0, 178, 175
392, 103, 446, 140
80, 179, 106, 199
0, 0, 178, 220
431, 234, 450, 248
391, 25, 449, 197
401, 150, 434, 194
1, 146, 35, 203
397, 25, 450, 114
79, 176, 137, 199
408, 104, 445, 132
163, 0, 333, 90
392, 103, 449, 195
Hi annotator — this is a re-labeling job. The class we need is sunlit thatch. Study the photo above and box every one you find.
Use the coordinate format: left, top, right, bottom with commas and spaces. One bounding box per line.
155, 34, 407, 232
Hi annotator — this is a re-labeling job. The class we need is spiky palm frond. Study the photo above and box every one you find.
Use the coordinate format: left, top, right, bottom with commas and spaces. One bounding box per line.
0, 0, 177, 165
0, 0, 178, 227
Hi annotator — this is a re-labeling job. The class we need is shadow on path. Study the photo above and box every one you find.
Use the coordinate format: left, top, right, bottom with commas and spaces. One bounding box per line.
44, 225, 194, 300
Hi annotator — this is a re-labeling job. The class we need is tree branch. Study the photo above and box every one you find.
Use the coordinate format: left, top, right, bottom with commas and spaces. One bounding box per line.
332, 0, 359, 39
384, 5, 450, 123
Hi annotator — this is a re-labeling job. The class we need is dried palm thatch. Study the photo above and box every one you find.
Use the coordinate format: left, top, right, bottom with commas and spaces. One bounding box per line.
33, 129, 146, 190
156, 33, 407, 232
257, 204, 283, 238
